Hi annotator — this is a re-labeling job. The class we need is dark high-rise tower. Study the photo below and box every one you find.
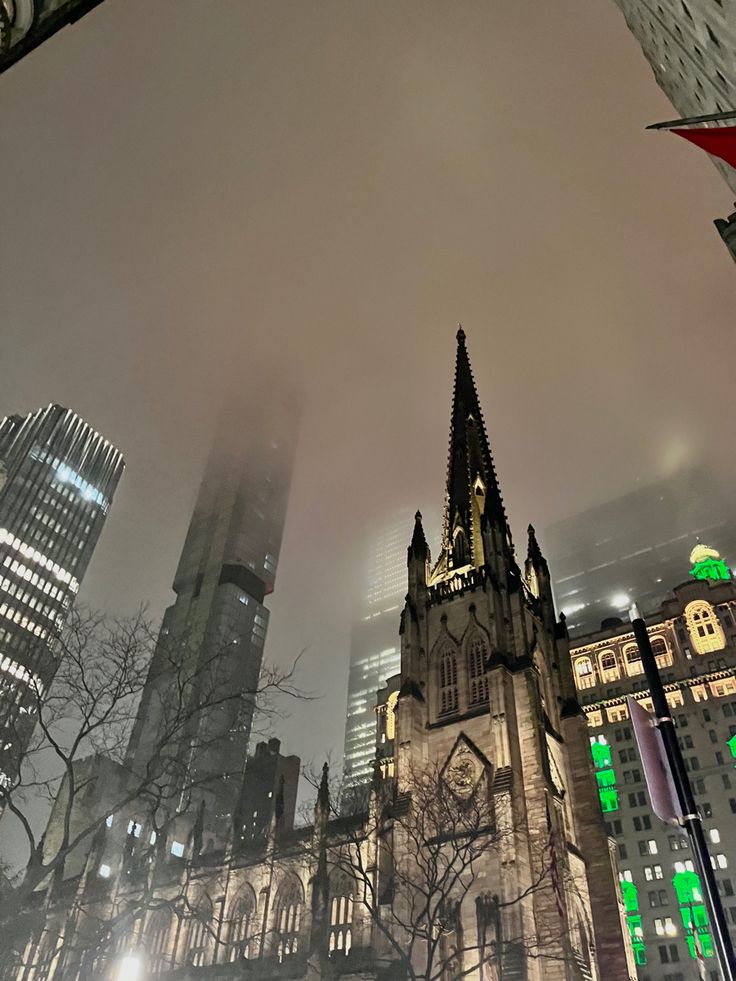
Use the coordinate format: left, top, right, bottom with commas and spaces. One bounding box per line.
0, 404, 124, 785
126, 393, 297, 831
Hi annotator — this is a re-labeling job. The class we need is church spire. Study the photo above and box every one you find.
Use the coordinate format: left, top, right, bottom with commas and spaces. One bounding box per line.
442, 326, 508, 570
526, 524, 547, 573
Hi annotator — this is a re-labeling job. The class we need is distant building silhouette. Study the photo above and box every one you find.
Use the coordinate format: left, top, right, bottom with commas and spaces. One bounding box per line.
126, 391, 297, 833
234, 737, 300, 848
0, 403, 123, 785
544, 466, 736, 637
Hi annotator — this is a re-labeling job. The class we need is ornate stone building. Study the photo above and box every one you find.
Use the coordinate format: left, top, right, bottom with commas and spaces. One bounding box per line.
569, 556, 736, 981
8, 330, 634, 981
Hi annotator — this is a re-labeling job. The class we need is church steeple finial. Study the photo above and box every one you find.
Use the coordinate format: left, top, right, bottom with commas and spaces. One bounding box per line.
527, 524, 546, 571
409, 510, 428, 561
315, 762, 330, 819
442, 327, 508, 570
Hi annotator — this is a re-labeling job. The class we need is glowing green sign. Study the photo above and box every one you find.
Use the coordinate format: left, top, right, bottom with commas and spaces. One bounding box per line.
689, 544, 731, 583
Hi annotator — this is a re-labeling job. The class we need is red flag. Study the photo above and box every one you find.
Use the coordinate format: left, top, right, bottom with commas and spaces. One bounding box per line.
671, 125, 736, 168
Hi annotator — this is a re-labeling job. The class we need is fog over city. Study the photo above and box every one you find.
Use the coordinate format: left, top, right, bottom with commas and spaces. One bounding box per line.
1, 0, 733, 781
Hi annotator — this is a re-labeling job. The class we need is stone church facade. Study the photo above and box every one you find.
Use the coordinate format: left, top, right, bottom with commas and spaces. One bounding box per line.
9, 330, 635, 981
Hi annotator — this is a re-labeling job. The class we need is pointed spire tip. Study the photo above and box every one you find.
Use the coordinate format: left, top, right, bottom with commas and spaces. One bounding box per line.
456, 324, 465, 344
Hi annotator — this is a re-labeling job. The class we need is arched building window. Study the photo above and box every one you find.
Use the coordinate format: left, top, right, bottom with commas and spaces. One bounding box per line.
650, 636, 672, 668
274, 876, 303, 960
574, 656, 596, 690
329, 876, 354, 955
34, 930, 61, 978
147, 908, 173, 975
439, 648, 459, 714
685, 602, 725, 655
453, 527, 468, 567
185, 892, 212, 967
385, 690, 399, 741
228, 885, 256, 962
467, 635, 489, 704
599, 650, 620, 682
623, 643, 643, 676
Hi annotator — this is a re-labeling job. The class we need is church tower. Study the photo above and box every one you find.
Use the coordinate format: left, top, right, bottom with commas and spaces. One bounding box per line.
387, 328, 634, 981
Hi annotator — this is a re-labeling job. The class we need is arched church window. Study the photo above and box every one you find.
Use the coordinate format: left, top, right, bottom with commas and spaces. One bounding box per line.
453, 528, 467, 567
329, 876, 354, 955
228, 885, 256, 962
574, 657, 596, 690
685, 601, 725, 655
185, 892, 212, 967
274, 876, 304, 960
599, 650, 620, 682
385, 690, 399, 741
439, 648, 458, 714
467, 635, 488, 704
623, 643, 643, 676
34, 930, 61, 977
147, 908, 173, 975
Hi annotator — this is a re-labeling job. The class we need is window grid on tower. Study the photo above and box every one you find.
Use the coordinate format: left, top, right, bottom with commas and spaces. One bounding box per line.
439, 648, 458, 714
467, 635, 488, 704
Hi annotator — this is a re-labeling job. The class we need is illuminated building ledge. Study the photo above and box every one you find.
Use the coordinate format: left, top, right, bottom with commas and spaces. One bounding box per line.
583, 667, 736, 715
573, 618, 679, 654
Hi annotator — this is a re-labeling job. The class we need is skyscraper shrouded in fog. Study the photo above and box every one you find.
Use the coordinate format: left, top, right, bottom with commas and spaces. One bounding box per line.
611, 0, 736, 195
544, 466, 736, 638
342, 507, 437, 792
0, 404, 124, 785
126, 391, 297, 832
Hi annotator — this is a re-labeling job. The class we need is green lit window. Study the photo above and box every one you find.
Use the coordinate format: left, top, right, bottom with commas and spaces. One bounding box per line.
672, 870, 714, 961
591, 738, 619, 812
620, 879, 646, 964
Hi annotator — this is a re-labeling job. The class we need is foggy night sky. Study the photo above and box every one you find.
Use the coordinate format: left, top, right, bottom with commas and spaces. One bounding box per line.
1, 0, 734, 777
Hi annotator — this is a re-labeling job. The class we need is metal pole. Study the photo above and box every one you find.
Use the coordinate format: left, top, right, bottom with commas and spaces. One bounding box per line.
633, 618, 736, 981
647, 108, 736, 130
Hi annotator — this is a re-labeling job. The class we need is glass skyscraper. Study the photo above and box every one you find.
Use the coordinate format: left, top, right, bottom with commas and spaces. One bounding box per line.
126, 392, 297, 832
342, 507, 437, 791
0, 403, 124, 786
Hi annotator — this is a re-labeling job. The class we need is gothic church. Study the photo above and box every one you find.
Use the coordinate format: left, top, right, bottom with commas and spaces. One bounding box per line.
10, 329, 635, 981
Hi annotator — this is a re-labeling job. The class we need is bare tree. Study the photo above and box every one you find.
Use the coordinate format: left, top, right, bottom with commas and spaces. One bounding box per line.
0, 606, 304, 978
304, 760, 593, 981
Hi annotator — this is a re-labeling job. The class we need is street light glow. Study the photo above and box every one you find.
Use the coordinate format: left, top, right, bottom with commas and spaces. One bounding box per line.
117, 955, 142, 981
